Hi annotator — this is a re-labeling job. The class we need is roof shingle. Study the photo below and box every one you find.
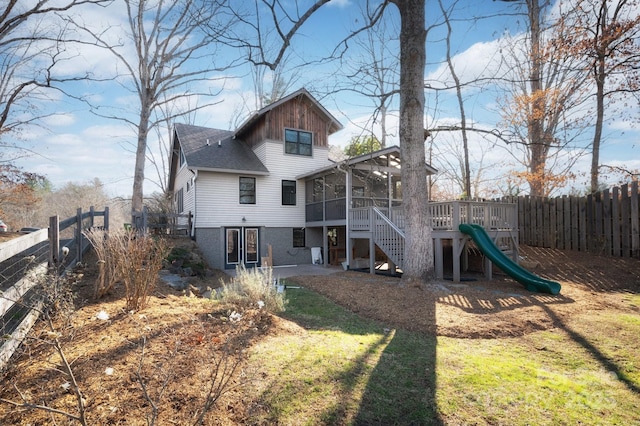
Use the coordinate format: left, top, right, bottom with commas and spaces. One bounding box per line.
174, 123, 269, 175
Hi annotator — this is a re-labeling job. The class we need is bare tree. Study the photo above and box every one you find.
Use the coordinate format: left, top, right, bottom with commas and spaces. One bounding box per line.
568, 0, 640, 192
225, 0, 434, 282
71, 0, 236, 213
497, 0, 590, 196
0, 0, 110, 151
331, 9, 400, 147
387, 0, 434, 283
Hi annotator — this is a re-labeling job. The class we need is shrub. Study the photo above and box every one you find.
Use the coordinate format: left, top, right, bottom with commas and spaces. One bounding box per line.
86, 229, 167, 311
84, 228, 122, 299
219, 265, 285, 313
114, 232, 167, 311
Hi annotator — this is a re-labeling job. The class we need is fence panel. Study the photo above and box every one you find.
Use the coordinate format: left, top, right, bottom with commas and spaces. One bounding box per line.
0, 206, 108, 370
514, 183, 639, 259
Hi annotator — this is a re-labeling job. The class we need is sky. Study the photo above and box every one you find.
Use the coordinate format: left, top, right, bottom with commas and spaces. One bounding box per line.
7, 0, 640, 199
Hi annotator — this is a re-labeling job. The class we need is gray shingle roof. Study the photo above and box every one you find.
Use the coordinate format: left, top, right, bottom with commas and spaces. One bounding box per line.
174, 123, 269, 175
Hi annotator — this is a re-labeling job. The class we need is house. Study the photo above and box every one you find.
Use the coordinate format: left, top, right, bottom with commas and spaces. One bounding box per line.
168, 88, 343, 270
168, 88, 516, 280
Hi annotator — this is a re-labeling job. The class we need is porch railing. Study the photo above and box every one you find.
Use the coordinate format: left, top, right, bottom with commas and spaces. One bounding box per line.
349, 201, 517, 232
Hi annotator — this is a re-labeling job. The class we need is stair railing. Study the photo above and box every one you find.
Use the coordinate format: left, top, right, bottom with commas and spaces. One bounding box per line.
371, 207, 405, 269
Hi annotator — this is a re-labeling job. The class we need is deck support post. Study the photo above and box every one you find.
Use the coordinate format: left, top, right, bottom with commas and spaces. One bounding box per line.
369, 237, 375, 274
434, 238, 443, 279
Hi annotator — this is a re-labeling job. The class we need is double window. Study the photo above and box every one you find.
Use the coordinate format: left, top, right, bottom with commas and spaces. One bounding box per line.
285, 129, 312, 156
239, 177, 256, 204
282, 180, 296, 205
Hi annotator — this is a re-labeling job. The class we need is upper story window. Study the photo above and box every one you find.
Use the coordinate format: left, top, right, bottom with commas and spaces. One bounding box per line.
285, 129, 312, 156
282, 180, 296, 205
179, 147, 186, 167
239, 177, 256, 204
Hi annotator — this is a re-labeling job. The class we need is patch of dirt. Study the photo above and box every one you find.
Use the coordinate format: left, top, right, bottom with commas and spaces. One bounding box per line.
0, 243, 638, 424
292, 246, 640, 339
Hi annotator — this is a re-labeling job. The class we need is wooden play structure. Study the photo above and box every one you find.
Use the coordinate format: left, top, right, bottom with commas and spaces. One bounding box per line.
348, 200, 519, 281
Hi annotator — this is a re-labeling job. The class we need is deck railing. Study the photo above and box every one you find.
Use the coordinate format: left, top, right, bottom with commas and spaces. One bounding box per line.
349, 200, 518, 232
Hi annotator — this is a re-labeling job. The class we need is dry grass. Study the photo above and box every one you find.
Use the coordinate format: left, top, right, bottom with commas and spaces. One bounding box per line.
0, 243, 638, 425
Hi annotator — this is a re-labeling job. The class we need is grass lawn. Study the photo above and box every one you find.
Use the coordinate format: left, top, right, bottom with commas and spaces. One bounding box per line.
247, 287, 640, 425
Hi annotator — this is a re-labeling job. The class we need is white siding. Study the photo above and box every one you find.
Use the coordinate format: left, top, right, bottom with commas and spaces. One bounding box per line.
174, 163, 195, 215
195, 141, 332, 228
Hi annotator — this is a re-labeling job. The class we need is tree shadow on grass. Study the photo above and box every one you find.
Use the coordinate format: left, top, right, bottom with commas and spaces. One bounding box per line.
353, 329, 440, 425
276, 286, 442, 425
536, 301, 640, 395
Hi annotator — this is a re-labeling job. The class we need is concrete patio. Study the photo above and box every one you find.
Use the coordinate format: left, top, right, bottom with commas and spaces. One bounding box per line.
224, 263, 344, 279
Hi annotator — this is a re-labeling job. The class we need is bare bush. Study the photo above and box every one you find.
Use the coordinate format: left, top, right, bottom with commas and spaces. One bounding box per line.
1, 265, 89, 424
219, 266, 286, 313
84, 228, 122, 299
110, 231, 167, 311
85, 229, 168, 310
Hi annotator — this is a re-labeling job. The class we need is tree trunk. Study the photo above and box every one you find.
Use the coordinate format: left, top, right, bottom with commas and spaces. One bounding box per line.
590, 47, 606, 193
132, 92, 151, 213
391, 0, 434, 285
527, 0, 546, 197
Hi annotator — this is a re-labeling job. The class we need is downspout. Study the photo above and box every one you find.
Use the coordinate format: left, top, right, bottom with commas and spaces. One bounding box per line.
191, 169, 197, 239
345, 166, 352, 270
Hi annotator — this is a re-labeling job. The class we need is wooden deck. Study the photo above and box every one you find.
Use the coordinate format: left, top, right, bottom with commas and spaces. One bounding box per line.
348, 201, 519, 281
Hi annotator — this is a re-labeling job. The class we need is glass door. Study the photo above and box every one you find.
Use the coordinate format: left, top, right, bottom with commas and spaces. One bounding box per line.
226, 228, 240, 268
225, 227, 260, 269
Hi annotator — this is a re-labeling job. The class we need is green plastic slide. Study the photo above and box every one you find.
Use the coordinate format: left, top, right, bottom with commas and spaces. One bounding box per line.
458, 223, 561, 295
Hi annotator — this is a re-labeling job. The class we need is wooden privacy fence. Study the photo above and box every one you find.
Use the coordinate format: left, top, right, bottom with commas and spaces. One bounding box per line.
515, 182, 640, 258
0, 206, 109, 370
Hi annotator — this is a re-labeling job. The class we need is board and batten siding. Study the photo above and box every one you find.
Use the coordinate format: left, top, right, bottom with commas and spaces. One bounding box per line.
195, 141, 331, 228
241, 96, 332, 148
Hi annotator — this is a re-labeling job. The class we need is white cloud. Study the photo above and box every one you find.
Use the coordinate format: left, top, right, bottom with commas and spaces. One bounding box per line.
326, 0, 352, 8
41, 114, 76, 127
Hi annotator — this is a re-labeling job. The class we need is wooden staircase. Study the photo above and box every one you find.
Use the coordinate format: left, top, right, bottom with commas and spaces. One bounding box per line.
370, 207, 405, 270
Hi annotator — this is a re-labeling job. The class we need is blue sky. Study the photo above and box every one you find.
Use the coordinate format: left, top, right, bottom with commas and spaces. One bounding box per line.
8, 0, 640, 199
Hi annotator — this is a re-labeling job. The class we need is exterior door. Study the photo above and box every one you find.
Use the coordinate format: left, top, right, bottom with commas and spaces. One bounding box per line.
225, 227, 259, 269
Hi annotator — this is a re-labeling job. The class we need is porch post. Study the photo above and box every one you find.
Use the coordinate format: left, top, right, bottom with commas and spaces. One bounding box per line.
345, 168, 352, 269
323, 225, 328, 268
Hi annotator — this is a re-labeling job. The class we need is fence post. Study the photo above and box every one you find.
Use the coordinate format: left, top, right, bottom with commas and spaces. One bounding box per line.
90, 206, 95, 228
76, 208, 83, 264
141, 206, 149, 235
104, 206, 110, 231
612, 186, 621, 256
49, 215, 60, 267
631, 181, 639, 258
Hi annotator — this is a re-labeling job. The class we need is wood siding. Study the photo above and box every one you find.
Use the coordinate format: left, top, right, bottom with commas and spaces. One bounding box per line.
174, 163, 195, 216
242, 96, 331, 148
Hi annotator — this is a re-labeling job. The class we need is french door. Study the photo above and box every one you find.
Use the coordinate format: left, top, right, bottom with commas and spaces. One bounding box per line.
225, 227, 259, 269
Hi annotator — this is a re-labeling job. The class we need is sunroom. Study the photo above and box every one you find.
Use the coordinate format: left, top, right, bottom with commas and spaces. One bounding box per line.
297, 146, 437, 270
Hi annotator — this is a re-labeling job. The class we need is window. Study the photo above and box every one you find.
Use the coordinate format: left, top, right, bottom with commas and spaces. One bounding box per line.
293, 228, 305, 247
285, 129, 312, 156
176, 188, 184, 213
282, 180, 296, 205
352, 186, 365, 197
239, 177, 256, 204
179, 147, 186, 167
